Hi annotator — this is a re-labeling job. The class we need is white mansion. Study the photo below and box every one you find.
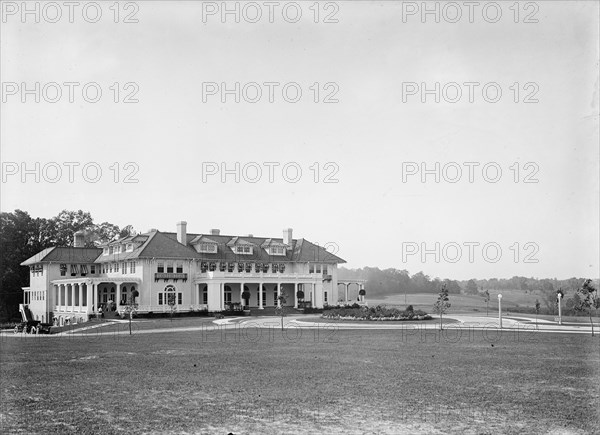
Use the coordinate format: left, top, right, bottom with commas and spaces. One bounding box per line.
21, 222, 365, 325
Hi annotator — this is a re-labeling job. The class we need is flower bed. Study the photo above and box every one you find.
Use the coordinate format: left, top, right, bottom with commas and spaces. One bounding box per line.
322, 305, 432, 321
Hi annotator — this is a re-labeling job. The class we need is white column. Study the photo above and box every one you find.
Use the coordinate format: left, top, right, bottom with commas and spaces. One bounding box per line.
54, 285, 59, 309
557, 293, 562, 325
221, 283, 225, 311
345, 283, 349, 303
78, 283, 83, 311
259, 283, 263, 309
294, 283, 298, 308
116, 283, 122, 308
93, 284, 98, 312
69, 284, 74, 311
277, 283, 281, 308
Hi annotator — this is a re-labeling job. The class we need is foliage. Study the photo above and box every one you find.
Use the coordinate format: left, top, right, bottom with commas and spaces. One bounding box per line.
433, 284, 451, 330
573, 279, 600, 336
322, 305, 431, 321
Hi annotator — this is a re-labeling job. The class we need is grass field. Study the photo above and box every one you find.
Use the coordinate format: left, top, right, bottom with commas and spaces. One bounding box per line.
371, 291, 600, 320
1, 321, 599, 434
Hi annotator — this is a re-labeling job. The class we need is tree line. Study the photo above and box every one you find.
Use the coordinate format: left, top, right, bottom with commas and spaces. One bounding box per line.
338, 267, 597, 313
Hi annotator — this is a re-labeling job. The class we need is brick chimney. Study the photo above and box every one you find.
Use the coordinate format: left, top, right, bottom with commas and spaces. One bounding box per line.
210, 229, 220, 236
74, 231, 85, 248
177, 221, 187, 245
283, 228, 293, 246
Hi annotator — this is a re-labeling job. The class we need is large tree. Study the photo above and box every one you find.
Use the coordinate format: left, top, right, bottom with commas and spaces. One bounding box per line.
0, 210, 50, 320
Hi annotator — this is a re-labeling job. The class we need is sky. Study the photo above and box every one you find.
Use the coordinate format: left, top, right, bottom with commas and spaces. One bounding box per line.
1, 1, 598, 280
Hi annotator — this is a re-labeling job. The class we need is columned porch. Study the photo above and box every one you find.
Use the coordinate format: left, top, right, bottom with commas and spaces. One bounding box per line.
51, 277, 141, 325
194, 277, 321, 311
337, 280, 368, 305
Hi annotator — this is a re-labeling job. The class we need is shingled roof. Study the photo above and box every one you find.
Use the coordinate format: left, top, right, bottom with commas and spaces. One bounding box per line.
21, 247, 102, 266
22, 229, 346, 265
161, 231, 346, 264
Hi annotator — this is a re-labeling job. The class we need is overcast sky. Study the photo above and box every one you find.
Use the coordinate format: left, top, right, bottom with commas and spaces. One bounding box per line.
1, 1, 598, 280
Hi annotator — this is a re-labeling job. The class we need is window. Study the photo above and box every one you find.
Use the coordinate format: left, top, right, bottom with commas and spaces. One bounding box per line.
80, 264, 88, 276
219, 262, 226, 272
245, 263, 252, 273
235, 246, 252, 254
316, 264, 321, 274
129, 262, 136, 273
279, 264, 286, 273
109, 263, 113, 273
115, 262, 120, 272
178, 293, 182, 305
60, 264, 67, 276
270, 246, 285, 255
224, 285, 232, 304
237, 263, 244, 273
323, 265, 328, 274
176, 263, 184, 273
202, 287, 208, 304
227, 262, 235, 272
324, 291, 328, 303
272, 263, 279, 273
273, 290, 278, 306
90, 265, 96, 274
103, 247, 109, 256
109, 246, 114, 255
209, 262, 217, 272
122, 262, 127, 274
160, 285, 177, 305
166, 262, 174, 273
309, 264, 314, 273
199, 243, 217, 253
157, 262, 164, 273
255, 263, 261, 273
70, 264, 79, 276
115, 245, 121, 254
126, 243, 134, 252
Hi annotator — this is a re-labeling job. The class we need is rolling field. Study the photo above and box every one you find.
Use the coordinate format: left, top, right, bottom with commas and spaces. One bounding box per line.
1, 323, 599, 434
370, 290, 598, 317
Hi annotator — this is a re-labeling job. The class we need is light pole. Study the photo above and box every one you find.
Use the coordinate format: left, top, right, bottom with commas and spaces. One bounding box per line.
498, 294, 503, 329
557, 292, 562, 325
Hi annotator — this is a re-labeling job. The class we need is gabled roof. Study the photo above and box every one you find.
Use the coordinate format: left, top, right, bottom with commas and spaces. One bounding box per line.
189, 235, 219, 245
226, 237, 256, 247
21, 247, 103, 266
96, 231, 200, 262
161, 232, 346, 264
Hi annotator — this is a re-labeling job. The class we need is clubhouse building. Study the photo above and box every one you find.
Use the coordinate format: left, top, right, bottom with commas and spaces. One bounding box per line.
21, 222, 366, 325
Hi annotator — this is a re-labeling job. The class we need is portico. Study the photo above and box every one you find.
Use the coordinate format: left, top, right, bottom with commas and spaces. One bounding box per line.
194, 275, 320, 311
51, 277, 141, 324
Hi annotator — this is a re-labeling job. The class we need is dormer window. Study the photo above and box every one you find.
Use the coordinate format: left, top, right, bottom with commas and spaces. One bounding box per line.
108, 246, 114, 255
126, 243, 134, 252
103, 247, 109, 256
198, 243, 218, 253
269, 246, 286, 256
235, 246, 252, 254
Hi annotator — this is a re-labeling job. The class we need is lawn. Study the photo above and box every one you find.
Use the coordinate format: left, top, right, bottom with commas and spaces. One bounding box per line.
1, 325, 599, 434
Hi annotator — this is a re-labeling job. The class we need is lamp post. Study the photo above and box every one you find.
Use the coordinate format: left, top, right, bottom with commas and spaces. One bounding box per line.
498, 294, 503, 329
557, 292, 562, 325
